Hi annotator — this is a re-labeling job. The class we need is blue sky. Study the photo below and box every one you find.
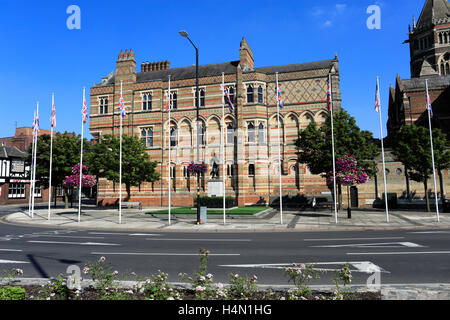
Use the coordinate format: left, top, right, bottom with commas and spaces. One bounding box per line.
0, 0, 427, 140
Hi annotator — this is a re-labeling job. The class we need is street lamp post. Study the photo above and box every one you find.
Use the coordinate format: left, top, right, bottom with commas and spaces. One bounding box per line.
180, 30, 201, 225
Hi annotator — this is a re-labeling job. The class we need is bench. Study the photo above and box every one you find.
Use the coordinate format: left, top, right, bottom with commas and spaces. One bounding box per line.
311, 197, 333, 211
120, 201, 142, 211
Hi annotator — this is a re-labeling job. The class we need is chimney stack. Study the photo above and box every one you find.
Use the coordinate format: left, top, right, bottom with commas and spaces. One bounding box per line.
140, 60, 171, 72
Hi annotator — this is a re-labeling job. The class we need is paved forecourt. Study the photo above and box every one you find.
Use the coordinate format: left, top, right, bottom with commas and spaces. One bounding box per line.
3, 207, 450, 232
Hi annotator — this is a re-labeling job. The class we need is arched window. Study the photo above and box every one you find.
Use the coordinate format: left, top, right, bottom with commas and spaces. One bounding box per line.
258, 123, 265, 144
200, 89, 205, 107
227, 123, 234, 144
439, 33, 443, 44
247, 86, 254, 103
143, 93, 152, 111
257, 86, 263, 103
248, 123, 255, 142
199, 122, 206, 145
170, 128, 177, 147
141, 128, 153, 147
172, 92, 177, 110
99, 97, 108, 114
228, 87, 235, 104
248, 164, 255, 176
446, 63, 450, 75
441, 64, 445, 75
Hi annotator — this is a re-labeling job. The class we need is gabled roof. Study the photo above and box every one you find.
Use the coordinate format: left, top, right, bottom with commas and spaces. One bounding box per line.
0, 145, 27, 159
254, 59, 335, 75
95, 58, 337, 87
417, 0, 450, 28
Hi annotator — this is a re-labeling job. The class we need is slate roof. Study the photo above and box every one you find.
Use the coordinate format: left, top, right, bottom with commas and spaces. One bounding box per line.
0, 145, 27, 159
95, 59, 335, 87
417, 0, 450, 28
401, 75, 450, 90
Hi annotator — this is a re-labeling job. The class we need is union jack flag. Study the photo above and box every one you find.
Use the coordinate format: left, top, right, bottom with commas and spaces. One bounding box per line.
119, 86, 126, 118
35, 108, 40, 134
223, 86, 234, 113
32, 113, 36, 135
275, 83, 283, 110
82, 96, 88, 123
375, 78, 380, 113
51, 97, 56, 128
426, 81, 433, 118
327, 80, 333, 112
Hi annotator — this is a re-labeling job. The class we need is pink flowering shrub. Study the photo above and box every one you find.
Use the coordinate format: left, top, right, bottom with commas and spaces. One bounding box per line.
327, 156, 369, 186
63, 164, 97, 188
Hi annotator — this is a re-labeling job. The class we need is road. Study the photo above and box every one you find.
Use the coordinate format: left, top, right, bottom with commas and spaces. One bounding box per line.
1, 204, 450, 287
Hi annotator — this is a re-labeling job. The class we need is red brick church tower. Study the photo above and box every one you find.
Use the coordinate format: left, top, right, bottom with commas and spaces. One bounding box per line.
388, 0, 450, 138
408, 0, 450, 78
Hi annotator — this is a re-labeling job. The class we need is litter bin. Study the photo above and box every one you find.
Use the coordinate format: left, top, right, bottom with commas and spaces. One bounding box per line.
200, 207, 207, 224
444, 200, 450, 213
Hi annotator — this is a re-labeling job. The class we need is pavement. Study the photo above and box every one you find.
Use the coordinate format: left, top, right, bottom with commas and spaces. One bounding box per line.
2, 205, 450, 232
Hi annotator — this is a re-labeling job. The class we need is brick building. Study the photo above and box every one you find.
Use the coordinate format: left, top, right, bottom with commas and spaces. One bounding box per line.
0, 127, 54, 205
382, 0, 450, 205
90, 38, 342, 207
388, 0, 450, 137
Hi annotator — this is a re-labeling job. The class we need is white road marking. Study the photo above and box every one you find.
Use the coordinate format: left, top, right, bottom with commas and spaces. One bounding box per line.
145, 238, 251, 242
219, 261, 388, 274
89, 232, 161, 236
0, 259, 29, 264
30, 235, 105, 239
311, 242, 424, 248
304, 237, 405, 241
28, 241, 120, 246
347, 251, 450, 256
409, 231, 450, 234
0, 249, 22, 252
91, 252, 240, 257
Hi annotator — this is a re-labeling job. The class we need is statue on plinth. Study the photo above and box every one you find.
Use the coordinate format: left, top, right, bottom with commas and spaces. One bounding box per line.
210, 153, 220, 180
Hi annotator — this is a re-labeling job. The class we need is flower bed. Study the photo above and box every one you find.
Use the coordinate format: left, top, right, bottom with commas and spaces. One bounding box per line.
0, 251, 381, 301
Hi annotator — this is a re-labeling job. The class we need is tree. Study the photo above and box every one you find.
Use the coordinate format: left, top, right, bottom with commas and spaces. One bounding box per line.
392, 124, 450, 212
27, 132, 87, 209
85, 134, 160, 201
295, 110, 380, 207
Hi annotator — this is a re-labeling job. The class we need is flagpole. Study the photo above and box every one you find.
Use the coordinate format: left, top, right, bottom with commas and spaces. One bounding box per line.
167, 76, 171, 226
377, 77, 389, 223
222, 73, 226, 225
119, 81, 124, 225
78, 88, 85, 223
276, 73, 283, 225
28, 111, 36, 218
329, 74, 338, 224
426, 79, 440, 223
31, 102, 39, 219
48, 93, 55, 220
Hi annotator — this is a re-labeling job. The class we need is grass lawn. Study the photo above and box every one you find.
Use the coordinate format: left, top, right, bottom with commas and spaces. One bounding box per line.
146, 206, 269, 216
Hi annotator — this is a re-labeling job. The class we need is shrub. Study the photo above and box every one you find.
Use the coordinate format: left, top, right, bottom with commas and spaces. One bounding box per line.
195, 196, 236, 208
0, 286, 26, 300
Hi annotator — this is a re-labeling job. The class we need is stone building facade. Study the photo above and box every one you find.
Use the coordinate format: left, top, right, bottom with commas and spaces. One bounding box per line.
90, 38, 342, 207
